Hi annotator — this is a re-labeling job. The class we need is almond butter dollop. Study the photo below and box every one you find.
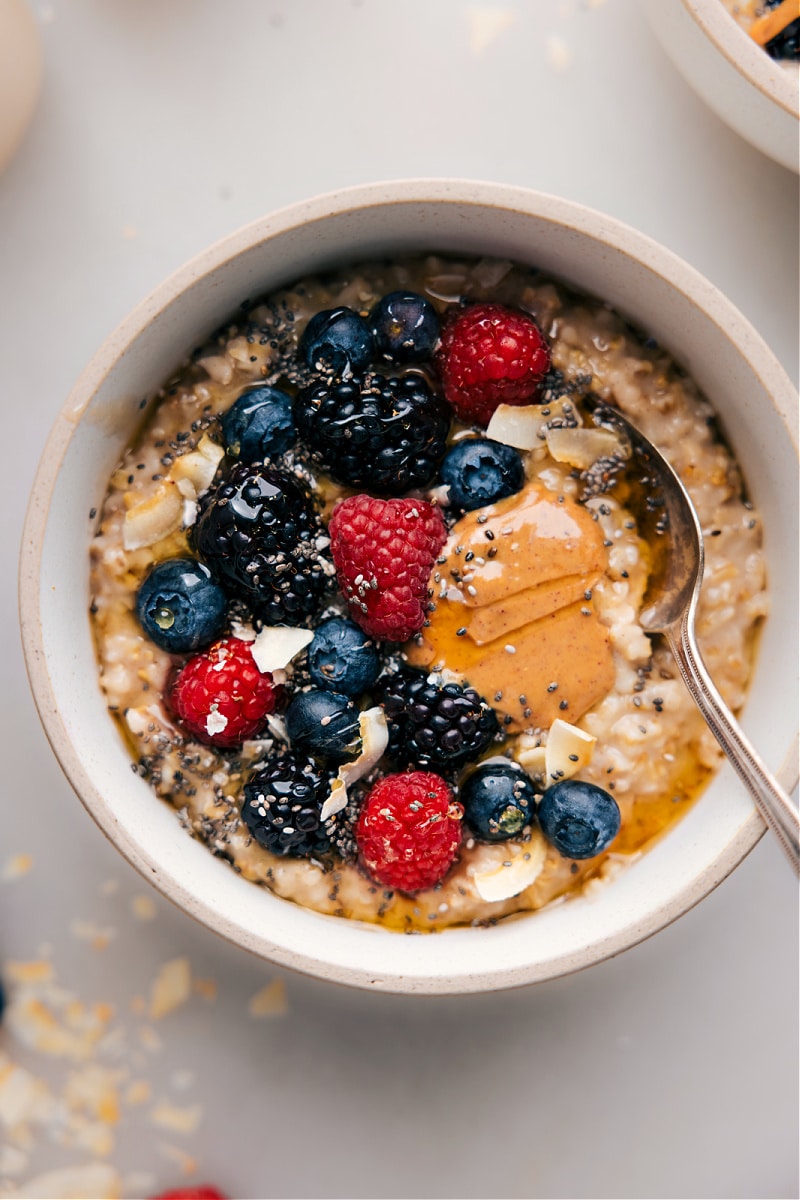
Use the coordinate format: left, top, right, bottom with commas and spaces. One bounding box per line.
407, 481, 615, 731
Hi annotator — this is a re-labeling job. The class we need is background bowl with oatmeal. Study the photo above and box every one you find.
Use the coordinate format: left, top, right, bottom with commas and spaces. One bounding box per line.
646, 0, 799, 171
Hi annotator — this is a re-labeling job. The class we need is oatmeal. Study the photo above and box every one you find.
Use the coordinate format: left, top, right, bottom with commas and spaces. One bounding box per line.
720, 0, 800, 63
89, 255, 768, 931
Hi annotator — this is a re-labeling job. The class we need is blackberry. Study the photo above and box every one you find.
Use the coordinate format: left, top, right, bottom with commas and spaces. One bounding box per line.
292, 371, 450, 494
192, 462, 331, 625
379, 667, 499, 773
241, 754, 334, 858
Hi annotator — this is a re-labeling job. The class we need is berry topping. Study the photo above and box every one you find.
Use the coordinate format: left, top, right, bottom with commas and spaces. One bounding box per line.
537, 779, 620, 859
285, 689, 362, 766
436, 302, 551, 425
439, 437, 524, 511
299, 306, 375, 375
307, 617, 381, 696
461, 761, 538, 841
379, 667, 499, 773
192, 462, 331, 625
241, 753, 334, 858
369, 290, 441, 363
169, 636, 280, 747
220, 385, 296, 462
356, 771, 463, 893
328, 495, 447, 642
135, 558, 227, 653
150, 1189, 228, 1200
292, 372, 449, 494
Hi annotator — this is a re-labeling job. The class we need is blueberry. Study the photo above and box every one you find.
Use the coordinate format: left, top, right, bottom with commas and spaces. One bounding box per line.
221, 386, 296, 462
537, 780, 620, 859
299, 307, 375, 375
307, 618, 381, 697
440, 438, 524, 511
369, 290, 440, 364
461, 762, 538, 841
136, 559, 227, 653
285, 690, 362, 766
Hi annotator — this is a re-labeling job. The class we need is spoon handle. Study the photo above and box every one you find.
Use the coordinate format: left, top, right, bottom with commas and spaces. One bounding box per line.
666, 620, 800, 874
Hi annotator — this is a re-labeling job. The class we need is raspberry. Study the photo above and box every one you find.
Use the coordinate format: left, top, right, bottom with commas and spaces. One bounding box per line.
150, 1190, 228, 1200
436, 302, 551, 426
328, 495, 447, 642
169, 637, 279, 747
356, 771, 463, 893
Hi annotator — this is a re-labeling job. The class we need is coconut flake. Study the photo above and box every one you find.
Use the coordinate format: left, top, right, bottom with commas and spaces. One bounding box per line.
251, 626, 314, 673
545, 718, 597, 782
472, 832, 548, 902
122, 481, 183, 550
9, 1164, 122, 1200
170, 436, 224, 495
322, 708, 389, 821
248, 978, 289, 1019
486, 398, 584, 449
545, 426, 627, 469
320, 776, 349, 822
205, 710, 228, 737
149, 958, 192, 1020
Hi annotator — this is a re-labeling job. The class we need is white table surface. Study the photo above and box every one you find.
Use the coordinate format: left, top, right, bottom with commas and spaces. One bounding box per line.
1, 2, 797, 1198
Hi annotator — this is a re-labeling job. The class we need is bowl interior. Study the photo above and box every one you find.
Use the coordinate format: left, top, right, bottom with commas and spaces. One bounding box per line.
21, 182, 799, 993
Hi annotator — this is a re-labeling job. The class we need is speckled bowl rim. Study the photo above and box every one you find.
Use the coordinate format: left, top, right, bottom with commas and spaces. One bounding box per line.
19, 179, 799, 994
682, 0, 799, 116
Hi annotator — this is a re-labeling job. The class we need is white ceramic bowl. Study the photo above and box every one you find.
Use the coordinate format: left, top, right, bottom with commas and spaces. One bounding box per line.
20, 180, 799, 994
646, 0, 799, 172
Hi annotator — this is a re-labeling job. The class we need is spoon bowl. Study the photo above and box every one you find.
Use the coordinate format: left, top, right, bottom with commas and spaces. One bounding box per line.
586, 396, 800, 872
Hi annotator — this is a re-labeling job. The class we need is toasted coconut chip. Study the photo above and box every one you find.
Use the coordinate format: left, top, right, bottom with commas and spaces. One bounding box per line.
545, 718, 597, 783
148, 958, 191, 1021
8, 1163, 122, 1199
251, 625, 313, 673
1, 853, 34, 882
471, 831, 548, 902
248, 979, 289, 1019
122, 481, 183, 551
149, 1100, 203, 1134
545, 426, 628, 469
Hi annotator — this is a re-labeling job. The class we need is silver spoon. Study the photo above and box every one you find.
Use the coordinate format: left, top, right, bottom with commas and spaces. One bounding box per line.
584, 396, 799, 873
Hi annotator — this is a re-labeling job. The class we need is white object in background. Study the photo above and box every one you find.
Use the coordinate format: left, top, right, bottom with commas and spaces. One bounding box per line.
0, 0, 42, 173
645, 0, 799, 173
